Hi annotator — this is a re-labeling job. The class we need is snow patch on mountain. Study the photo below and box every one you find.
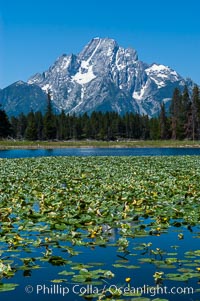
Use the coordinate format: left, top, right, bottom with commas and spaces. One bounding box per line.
133, 80, 149, 101
41, 83, 50, 93
72, 65, 96, 85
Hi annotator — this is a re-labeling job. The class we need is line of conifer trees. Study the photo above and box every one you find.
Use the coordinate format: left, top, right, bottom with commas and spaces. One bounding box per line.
0, 86, 200, 141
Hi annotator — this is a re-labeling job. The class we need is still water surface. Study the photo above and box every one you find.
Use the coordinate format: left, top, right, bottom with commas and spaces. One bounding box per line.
1, 147, 200, 158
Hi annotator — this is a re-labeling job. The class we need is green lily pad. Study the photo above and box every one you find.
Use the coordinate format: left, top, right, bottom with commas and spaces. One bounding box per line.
165, 272, 200, 281
54, 223, 67, 231
158, 264, 176, 269
113, 264, 140, 269
177, 268, 194, 273
51, 279, 67, 283
0, 283, 19, 292
71, 264, 94, 270
130, 298, 151, 301
152, 299, 169, 301
58, 271, 75, 276
183, 263, 198, 267
138, 258, 155, 263
124, 291, 142, 297
48, 256, 68, 266
18, 265, 41, 270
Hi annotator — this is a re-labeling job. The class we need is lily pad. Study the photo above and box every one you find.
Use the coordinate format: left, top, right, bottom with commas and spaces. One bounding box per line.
152, 299, 169, 301
48, 256, 68, 266
177, 268, 194, 273
131, 298, 151, 301
0, 283, 19, 292
165, 272, 199, 281
124, 291, 142, 297
113, 264, 140, 269
58, 271, 75, 276
51, 279, 67, 283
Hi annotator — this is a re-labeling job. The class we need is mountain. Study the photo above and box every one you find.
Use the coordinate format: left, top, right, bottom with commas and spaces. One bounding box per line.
0, 81, 48, 116
0, 37, 195, 116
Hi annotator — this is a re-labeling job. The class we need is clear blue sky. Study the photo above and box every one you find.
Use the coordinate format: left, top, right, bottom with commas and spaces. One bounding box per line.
1, 0, 200, 88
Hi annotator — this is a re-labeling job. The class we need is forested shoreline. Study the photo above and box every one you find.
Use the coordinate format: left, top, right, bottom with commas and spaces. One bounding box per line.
0, 86, 200, 141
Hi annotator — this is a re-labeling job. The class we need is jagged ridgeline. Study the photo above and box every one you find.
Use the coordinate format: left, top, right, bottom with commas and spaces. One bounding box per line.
0, 37, 196, 117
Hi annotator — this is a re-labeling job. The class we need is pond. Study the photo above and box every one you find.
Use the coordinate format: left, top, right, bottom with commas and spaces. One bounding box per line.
1, 147, 200, 158
0, 156, 200, 301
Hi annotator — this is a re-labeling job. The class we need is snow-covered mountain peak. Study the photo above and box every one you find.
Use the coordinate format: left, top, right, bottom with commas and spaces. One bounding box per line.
146, 63, 178, 76
19, 37, 195, 117
145, 63, 181, 88
79, 37, 119, 60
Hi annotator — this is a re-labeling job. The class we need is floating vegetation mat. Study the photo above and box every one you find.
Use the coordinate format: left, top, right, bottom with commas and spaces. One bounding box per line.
0, 156, 200, 300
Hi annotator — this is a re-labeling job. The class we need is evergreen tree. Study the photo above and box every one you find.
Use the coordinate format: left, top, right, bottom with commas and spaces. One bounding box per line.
178, 86, 190, 139
134, 114, 143, 139
140, 115, 150, 140
16, 113, 27, 139
127, 113, 135, 138
159, 102, 168, 139
170, 88, 181, 139
90, 112, 99, 139
65, 114, 73, 139
81, 113, 91, 139
71, 113, 78, 139
185, 101, 193, 140
0, 106, 11, 138
57, 109, 68, 140
43, 92, 56, 140
10, 116, 18, 138
180, 86, 191, 139
124, 113, 130, 138
191, 85, 200, 140
35, 111, 44, 140
73, 114, 83, 140
25, 111, 37, 140
149, 117, 160, 140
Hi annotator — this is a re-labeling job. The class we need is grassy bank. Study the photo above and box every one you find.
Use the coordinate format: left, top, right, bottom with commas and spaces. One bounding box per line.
1, 139, 200, 149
